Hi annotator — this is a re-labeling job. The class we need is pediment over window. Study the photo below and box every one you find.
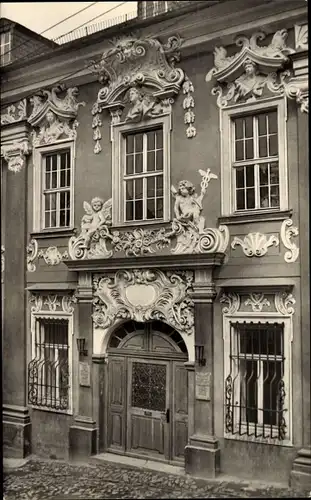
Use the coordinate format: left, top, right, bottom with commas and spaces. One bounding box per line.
91, 34, 185, 110
28, 85, 85, 146
206, 30, 298, 108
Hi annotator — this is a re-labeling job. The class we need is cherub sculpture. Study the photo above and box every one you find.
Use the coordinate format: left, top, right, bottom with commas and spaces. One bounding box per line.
81, 197, 112, 249
171, 169, 218, 234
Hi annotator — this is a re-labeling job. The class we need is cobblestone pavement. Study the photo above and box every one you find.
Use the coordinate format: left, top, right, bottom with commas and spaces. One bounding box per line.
3, 457, 310, 499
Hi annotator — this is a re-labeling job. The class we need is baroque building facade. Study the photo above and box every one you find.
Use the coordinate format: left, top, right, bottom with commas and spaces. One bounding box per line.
1, 0, 309, 487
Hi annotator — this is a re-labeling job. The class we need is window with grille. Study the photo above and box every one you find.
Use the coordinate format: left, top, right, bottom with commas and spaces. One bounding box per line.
220, 98, 287, 217
42, 149, 71, 229
225, 321, 288, 441
124, 128, 164, 222
1, 32, 11, 66
233, 111, 279, 211
28, 318, 70, 411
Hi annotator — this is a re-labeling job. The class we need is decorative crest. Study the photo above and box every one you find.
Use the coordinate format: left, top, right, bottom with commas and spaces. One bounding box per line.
1, 99, 27, 125
206, 29, 295, 107
28, 85, 85, 146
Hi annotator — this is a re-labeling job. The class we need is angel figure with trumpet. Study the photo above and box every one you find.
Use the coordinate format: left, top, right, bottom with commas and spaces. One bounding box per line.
80, 197, 112, 249
171, 168, 218, 234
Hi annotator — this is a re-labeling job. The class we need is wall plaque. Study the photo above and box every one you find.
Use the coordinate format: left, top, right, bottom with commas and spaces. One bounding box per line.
195, 371, 211, 401
79, 361, 91, 387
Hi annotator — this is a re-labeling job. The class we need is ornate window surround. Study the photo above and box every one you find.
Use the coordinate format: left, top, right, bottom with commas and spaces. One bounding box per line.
29, 295, 74, 414
220, 96, 288, 217
32, 140, 75, 233
222, 308, 293, 446
111, 113, 172, 226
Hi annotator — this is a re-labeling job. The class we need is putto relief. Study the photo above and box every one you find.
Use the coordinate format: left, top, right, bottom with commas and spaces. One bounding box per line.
68, 170, 229, 260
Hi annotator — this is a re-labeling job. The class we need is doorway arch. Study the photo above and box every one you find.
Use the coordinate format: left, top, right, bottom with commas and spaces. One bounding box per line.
104, 320, 189, 464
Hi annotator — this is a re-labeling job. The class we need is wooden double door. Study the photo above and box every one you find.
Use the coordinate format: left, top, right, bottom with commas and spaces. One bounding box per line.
106, 321, 189, 463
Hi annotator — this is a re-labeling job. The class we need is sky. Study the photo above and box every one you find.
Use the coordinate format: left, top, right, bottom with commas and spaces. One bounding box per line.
1, 2, 137, 40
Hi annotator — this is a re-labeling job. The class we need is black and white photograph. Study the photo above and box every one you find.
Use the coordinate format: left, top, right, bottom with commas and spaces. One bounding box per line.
1, 0, 310, 498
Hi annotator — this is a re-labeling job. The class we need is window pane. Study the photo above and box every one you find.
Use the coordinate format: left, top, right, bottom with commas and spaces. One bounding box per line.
156, 198, 163, 218
236, 189, 245, 210
126, 154, 134, 175
258, 114, 267, 136
135, 178, 143, 199
147, 130, 155, 150
259, 164, 269, 186
156, 150, 163, 171
235, 140, 244, 161
246, 166, 254, 187
126, 135, 134, 154
246, 188, 255, 209
46, 155, 51, 172
45, 211, 50, 228
244, 360, 258, 424
60, 191, 67, 210
155, 129, 163, 149
259, 137, 267, 157
156, 176, 163, 196
50, 211, 57, 227
268, 111, 277, 134
147, 177, 155, 197
236, 168, 245, 189
263, 361, 282, 425
270, 186, 279, 207
245, 139, 254, 160
260, 187, 269, 208
244, 116, 253, 138
147, 198, 155, 219
125, 180, 133, 200
45, 172, 51, 190
135, 133, 143, 153
126, 201, 134, 220
60, 169, 66, 187
135, 200, 143, 220
269, 135, 278, 156
270, 162, 279, 184
240, 324, 282, 355
147, 151, 155, 172
235, 118, 244, 140
135, 153, 143, 174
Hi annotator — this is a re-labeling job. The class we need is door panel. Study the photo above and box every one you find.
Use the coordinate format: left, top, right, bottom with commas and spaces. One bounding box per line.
107, 357, 126, 451
172, 361, 188, 461
127, 358, 170, 459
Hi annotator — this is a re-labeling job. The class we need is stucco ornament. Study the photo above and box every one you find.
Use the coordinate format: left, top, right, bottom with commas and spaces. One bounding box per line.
182, 77, 196, 138
44, 295, 61, 312
1, 99, 27, 125
28, 85, 85, 146
295, 24, 308, 51
1, 140, 30, 173
38, 246, 69, 266
26, 239, 39, 272
231, 232, 279, 257
93, 269, 194, 335
280, 219, 299, 263
29, 293, 76, 314
90, 34, 185, 152
68, 169, 229, 259
220, 292, 240, 314
1, 245, 4, 274
275, 291, 295, 315
206, 29, 295, 107
244, 293, 270, 312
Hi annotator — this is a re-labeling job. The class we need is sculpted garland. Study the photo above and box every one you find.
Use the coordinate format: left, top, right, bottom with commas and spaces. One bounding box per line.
68, 169, 229, 259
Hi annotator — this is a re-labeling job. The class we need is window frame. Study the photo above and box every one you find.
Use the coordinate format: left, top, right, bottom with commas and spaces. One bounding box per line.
29, 310, 73, 414
33, 141, 75, 233
1, 31, 11, 66
223, 312, 292, 445
111, 114, 171, 226
220, 97, 288, 217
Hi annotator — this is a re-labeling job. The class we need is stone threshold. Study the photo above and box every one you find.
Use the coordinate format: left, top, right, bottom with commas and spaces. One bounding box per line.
90, 452, 185, 476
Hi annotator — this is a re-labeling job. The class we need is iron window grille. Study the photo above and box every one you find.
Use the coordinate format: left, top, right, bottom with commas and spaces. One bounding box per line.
232, 110, 280, 212
42, 149, 71, 229
123, 127, 164, 222
28, 318, 70, 411
225, 321, 287, 440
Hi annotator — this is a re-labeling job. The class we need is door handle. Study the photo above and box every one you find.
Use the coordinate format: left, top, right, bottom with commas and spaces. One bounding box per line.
165, 408, 170, 423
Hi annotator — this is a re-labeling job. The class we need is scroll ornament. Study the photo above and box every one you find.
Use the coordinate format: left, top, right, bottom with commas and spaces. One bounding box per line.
68, 169, 229, 259
1, 140, 30, 173
280, 219, 299, 263
1, 99, 27, 125
27, 240, 69, 272
93, 269, 194, 335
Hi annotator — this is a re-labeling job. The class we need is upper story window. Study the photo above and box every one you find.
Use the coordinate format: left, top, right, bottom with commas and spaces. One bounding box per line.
112, 114, 171, 226
33, 142, 74, 233
220, 98, 287, 217
1, 32, 11, 66
140, 1, 168, 18
124, 128, 164, 222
